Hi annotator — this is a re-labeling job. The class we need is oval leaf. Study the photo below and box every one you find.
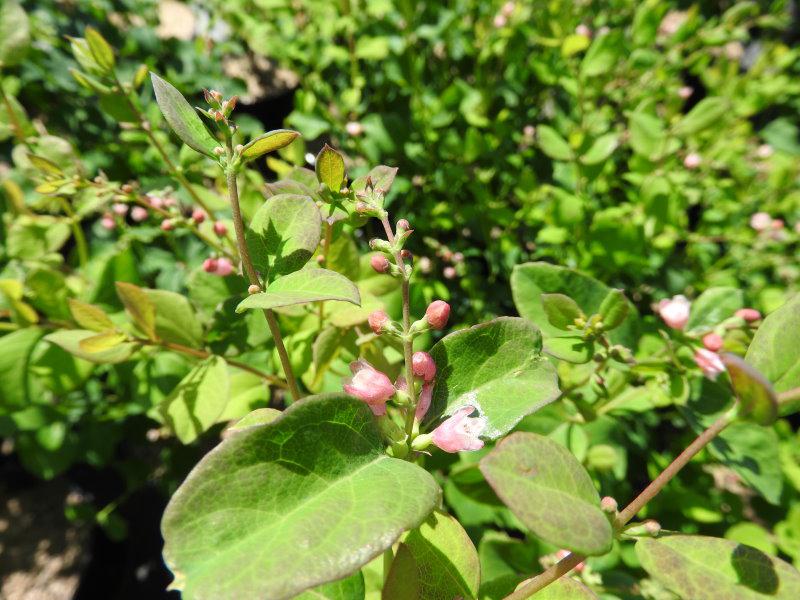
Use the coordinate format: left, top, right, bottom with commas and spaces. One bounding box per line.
44, 329, 136, 364
144, 288, 203, 348
580, 133, 618, 165
673, 97, 730, 137
315, 144, 346, 191
115, 281, 156, 340
151, 73, 219, 157
68, 298, 114, 332
721, 354, 777, 426
236, 268, 361, 313
162, 394, 439, 600
685, 286, 743, 334
246, 193, 322, 280
480, 432, 613, 556
426, 317, 560, 439
745, 294, 800, 400
541, 293, 583, 330
242, 129, 300, 160
84, 26, 115, 72
537, 126, 573, 161
637, 535, 800, 599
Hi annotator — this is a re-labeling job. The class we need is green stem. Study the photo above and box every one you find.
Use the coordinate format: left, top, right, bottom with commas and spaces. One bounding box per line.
318, 221, 333, 329
504, 411, 734, 600
224, 140, 302, 402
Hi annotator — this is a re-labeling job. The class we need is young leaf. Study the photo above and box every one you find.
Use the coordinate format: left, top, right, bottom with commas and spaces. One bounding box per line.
721, 354, 778, 426
637, 535, 800, 599
27, 154, 63, 176
68, 298, 114, 332
161, 394, 439, 599
673, 97, 730, 137
541, 293, 583, 330
246, 194, 322, 280
78, 331, 127, 354
151, 73, 219, 158
242, 129, 301, 160
480, 432, 613, 556
383, 544, 419, 600
580, 31, 622, 77
598, 289, 629, 331
84, 26, 115, 72
537, 125, 573, 161
351, 165, 399, 194
315, 144, 345, 191
157, 356, 229, 444
44, 329, 136, 364
115, 282, 157, 340
685, 286, 743, 334
425, 317, 560, 439
236, 268, 361, 313
580, 133, 618, 165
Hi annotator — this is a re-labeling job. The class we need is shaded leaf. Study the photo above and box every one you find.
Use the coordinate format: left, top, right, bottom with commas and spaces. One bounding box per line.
721, 354, 777, 426
115, 282, 156, 340
745, 294, 800, 397
686, 287, 743, 334
0, 0, 30, 67
580, 133, 618, 165
144, 289, 203, 348
297, 571, 365, 600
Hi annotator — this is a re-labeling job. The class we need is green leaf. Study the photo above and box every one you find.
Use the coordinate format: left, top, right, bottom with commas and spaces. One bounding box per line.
223, 408, 282, 437
745, 294, 800, 398
84, 26, 115, 72
236, 268, 360, 313
721, 354, 777, 426
246, 193, 322, 280
580, 133, 618, 165
151, 73, 219, 157
351, 165, 398, 195
158, 356, 229, 444
673, 97, 730, 137
44, 329, 136, 364
315, 144, 345, 191
511, 262, 638, 348
628, 110, 666, 159
686, 286, 743, 333
580, 32, 622, 77
561, 33, 590, 57
161, 394, 439, 599
0, 0, 30, 67
637, 535, 800, 598
68, 298, 114, 332
541, 293, 583, 330
78, 330, 127, 353
115, 282, 157, 340
480, 432, 613, 556
598, 289, 629, 331
711, 421, 782, 504
529, 578, 597, 599
0, 327, 43, 407
426, 317, 560, 439
384, 511, 480, 600
242, 129, 300, 160
144, 289, 203, 348
296, 572, 365, 600
537, 126, 573, 161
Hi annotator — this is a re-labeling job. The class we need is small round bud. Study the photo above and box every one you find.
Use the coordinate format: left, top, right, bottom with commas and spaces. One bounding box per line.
214, 146, 225, 156
345, 121, 364, 137
121, 183, 134, 194
191, 208, 206, 224
147, 195, 165, 210
412, 351, 437, 382
600, 496, 618, 513
213, 221, 228, 237
400, 249, 412, 261
203, 258, 218, 273
735, 308, 761, 322
452, 252, 464, 263
397, 219, 410, 231
772, 218, 785, 230
164, 198, 177, 208
443, 266, 457, 280
370, 254, 390, 274
702, 332, 724, 352
100, 215, 116, 231
425, 300, 450, 330
575, 23, 591, 37
112, 203, 128, 216
678, 86, 693, 99
316, 255, 325, 265
643, 520, 661, 536
248, 284, 261, 295
160, 219, 174, 231
235, 144, 244, 154
368, 310, 391, 335
131, 206, 148, 222
215, 257, 234, 276
683, 152, 701, 169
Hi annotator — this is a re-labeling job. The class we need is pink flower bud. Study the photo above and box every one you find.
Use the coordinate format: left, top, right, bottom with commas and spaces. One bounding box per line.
203, 258, 218, 273
431, 406, 486, 453
131, 206, 148, 222
100, 215, 116, 230
412, 351, 436, 382
575, 24, 591, 37
160, 219, 174, 231
400, 249, 412, 261
112, 203, 128, 216
397, 219, 410, 231
750, 212, 772, 232
772, 218, 784, 230
345, 121, 364, 136
355, 201, 370, 214
694, 348, 726, 380
600, 496, 618, 513
702, 333, 724, 352
523, 125, 536, 138
735, 308, 761, 322
493, 14, 507, 28
368, 310, 390, 335
416, 383, 433, 420
342, 360, 396, 415
147, 195, 164, 209
192, 209, 206, 224
248, 284, 261, 294
683, 152, 701, 169
214, 257, 234, 276
501, 1, 516, 18
443, 266, 457, 280
164, 198, 177, 208
657, 295, 691, 330
370, 254, 390, 274
678, 86, 693, 99
425, 300, 450, 330
756, 144, 773, 159
213, 221, 228, 236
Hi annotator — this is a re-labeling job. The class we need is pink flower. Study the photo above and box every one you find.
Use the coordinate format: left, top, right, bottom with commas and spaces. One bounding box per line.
702, 333, 723, 352
112, 203, 128, 216
678, 86, 693, 99
214, 257, 234, 276
412, 351, 436, 382
345, 121, 364, 137
147, 195, 164, 209
416, 383, 433, 420
213, 221, 228, 236
192, 208, 206, 224
160, 219, 174, 231
772, 219, 784, 230
100, 215, 116, 230
343, 360, 395, 415
756, 144, 773, 159
694, 348, 726, 380
493, 14, 507, 28
683, 152, 701, 169
368, 310, 390, 335
735, 308, 761, 322
750, 212, 772, 231
370, 254, 390, 274
425, 300, 450, 330
203, 258, 218, 273
131, 206, 148, 222
443, 266, 457, 280
431, 406, 487, 453
575, 24, 591, 37
657, 295, 691, 330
